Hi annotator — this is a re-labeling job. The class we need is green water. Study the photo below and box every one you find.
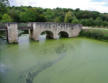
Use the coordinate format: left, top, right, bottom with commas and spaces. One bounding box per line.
0, 35, 108, 83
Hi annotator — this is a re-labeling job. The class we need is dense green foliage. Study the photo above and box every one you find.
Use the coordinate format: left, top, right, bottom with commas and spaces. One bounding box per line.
0, 0, 9, 5
0, 0, 108, 27
80, 29, 108, 40
1, 13, 13, 22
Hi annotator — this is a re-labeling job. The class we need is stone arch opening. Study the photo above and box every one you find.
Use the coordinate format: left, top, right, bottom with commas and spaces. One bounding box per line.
18, 30, 29, 37
58, 31, 69, 38
40, 30, 54, 39
0, 30, 7, 40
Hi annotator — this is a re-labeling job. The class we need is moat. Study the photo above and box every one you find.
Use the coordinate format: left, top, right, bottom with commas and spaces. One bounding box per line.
0, 35, 108, 83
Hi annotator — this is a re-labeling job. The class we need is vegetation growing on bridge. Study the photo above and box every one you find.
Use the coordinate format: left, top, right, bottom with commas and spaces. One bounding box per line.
0, 0, 108, 27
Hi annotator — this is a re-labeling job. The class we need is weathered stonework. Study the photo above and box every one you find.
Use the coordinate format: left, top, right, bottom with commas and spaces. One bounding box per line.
31, 22, 82, 40
1, 22, 82, 43
7, 23, 18, 43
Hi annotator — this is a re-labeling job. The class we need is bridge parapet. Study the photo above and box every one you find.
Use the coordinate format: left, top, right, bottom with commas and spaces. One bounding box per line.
18, 23, 33, 30
34, 22, 82, 29
0, 22, 82, 30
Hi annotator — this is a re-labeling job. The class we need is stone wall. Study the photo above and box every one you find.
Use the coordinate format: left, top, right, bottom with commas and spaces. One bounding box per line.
5, 22, 82, 43
31, 22, 82, 40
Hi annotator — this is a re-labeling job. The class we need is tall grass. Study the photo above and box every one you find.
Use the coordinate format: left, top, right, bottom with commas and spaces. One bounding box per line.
80, 29, 108, 40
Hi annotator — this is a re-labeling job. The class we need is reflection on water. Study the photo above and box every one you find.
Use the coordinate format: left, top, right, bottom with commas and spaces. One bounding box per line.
19, 43, 67, 83
0, 64, 9, 75
39, 34, 47, 43
0, 34, 108, 83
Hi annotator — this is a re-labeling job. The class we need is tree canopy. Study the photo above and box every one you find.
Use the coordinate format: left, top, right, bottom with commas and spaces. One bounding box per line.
0, 1, 108, 27
0, 0, 10, 6
1, 13, 13, 22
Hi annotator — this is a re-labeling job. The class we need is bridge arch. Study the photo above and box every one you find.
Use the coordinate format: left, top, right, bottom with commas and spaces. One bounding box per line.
58, 31, 69, 38
40, 30, 54, 39
1, 22, 82, 43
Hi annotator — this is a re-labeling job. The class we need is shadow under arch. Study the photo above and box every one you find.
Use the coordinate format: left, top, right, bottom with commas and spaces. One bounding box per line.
58, 31, 69, 38
40, 30, 54, 39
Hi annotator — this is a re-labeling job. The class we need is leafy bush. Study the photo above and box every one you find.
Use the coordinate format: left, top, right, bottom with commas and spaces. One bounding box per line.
80, 29, 108, 40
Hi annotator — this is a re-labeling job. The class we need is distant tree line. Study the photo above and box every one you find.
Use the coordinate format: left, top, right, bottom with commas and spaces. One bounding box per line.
0, 0, 108, 27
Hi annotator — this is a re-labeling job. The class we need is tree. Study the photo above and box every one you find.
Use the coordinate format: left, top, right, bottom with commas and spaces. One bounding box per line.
95, 17, 103, 26
19, 8, 37, 22
54, 17, 62, 22
8, 9, 20, 22
102, 21, 108, 27
43, 9, 55, 22
0, 0, 10, 13
64, 11, 73, 23
80, 18, 95, 26
0, 1, 7, 14
64, 11, 79, 24
53, 8, 65, 22
0, 0, 10, 6
0, 5, 107, 27
37, 14, 46, 22
0, 0, 10, 20
72, 18, 79, 24
1, 14, 13, 22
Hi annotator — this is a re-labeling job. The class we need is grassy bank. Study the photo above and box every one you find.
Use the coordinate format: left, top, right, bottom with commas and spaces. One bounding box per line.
80, 28, 108, 41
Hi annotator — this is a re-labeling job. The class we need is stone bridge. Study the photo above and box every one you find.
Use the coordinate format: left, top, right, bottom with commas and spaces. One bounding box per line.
0, 22, 82, 43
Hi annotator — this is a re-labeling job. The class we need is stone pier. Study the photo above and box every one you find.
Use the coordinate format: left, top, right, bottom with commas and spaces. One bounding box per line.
7, 23, 18, 43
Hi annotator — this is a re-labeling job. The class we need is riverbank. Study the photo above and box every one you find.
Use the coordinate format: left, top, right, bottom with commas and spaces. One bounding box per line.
80, 28, 108, 41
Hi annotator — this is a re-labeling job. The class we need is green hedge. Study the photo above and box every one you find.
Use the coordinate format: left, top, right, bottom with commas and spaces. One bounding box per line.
80, 29, 108, 40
